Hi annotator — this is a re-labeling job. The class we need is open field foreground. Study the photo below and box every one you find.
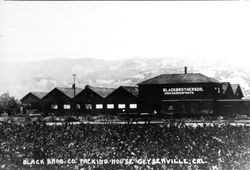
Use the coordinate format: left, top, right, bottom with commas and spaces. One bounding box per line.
0, 121, 250, 170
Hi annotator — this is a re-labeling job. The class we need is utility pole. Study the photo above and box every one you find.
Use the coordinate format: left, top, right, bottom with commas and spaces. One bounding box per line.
72, 74, 77, 118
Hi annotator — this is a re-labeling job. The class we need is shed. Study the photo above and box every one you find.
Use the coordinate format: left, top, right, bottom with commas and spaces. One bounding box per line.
20, 92, 47, 114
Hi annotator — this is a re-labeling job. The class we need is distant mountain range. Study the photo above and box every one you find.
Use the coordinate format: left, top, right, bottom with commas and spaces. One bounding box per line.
1, 57, 250, 99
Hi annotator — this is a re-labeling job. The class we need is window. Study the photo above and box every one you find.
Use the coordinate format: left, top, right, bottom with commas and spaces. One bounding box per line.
107, 104, 114, 109
63, 104, 71, 109
168, 106, 173, 111
129, 104, 137, 109
85, 104, 92, 110
51, 104, 58, 110
118, 104, 126, 109
96, 104, 103, 109
76, 104, 81, 109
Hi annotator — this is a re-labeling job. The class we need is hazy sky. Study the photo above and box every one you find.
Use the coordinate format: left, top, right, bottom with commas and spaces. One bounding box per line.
1, 2, 250, 65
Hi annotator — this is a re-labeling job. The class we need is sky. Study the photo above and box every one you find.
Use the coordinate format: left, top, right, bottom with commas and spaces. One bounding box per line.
1, 1, 250, 66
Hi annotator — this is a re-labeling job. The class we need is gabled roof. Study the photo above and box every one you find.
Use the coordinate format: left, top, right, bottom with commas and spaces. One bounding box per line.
56, 87, 83, 98
231, 84, 244, 97
121, 86, 139, 97
231, 84, 240, 94
138, 73, 220, 85
86, 85, 115, 98
30, 92, 47, 99
221, 82, 231, 95
21, 92, 47, 102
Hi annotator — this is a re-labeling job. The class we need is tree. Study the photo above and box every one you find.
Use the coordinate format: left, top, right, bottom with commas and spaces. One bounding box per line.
0, 92, 20, 115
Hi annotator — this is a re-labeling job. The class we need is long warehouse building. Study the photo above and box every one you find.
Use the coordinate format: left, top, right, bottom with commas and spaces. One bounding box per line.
20, 68, 250, 117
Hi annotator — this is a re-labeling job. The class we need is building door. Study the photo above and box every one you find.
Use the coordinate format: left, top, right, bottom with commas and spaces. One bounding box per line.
161, 102, 176, 115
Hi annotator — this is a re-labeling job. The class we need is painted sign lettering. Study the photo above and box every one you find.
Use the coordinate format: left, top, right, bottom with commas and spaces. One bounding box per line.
163, 87, 204, 95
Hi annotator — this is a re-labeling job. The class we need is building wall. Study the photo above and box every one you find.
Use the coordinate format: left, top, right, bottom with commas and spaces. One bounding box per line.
160, 101, 215, 115
233, 88, 244, 99
75, 88, 105, 115
139, 83, 222, 99
221, 85, 235, 99
138, 83, 221, 114
41, 89, 73, 116
21, 94, 42, 114
217, 100, 250, 116
105, 88, 138, 115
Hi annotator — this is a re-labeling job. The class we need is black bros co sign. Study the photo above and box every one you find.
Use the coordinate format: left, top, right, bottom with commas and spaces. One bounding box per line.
163, 87, 204, 95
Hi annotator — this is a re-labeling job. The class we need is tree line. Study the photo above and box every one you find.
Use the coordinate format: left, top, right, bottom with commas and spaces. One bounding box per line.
0, 92, 20, 115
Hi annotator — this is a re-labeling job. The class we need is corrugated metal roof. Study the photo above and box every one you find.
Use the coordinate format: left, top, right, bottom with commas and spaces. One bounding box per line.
138, 73, 220, 85
87, 86, 115, 98
121, 86, 139, 97
56, 87, 83, 98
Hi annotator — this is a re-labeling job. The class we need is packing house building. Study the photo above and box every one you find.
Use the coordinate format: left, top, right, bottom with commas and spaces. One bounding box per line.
20, 68, 249, 117
138, 71, 222, 116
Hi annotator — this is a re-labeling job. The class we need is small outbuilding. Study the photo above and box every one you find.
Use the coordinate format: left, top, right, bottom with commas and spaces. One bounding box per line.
20, 92, 47, 114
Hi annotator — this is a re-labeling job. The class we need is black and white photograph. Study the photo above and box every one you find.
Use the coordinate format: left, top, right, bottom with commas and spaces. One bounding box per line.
0, 1, 250, 170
